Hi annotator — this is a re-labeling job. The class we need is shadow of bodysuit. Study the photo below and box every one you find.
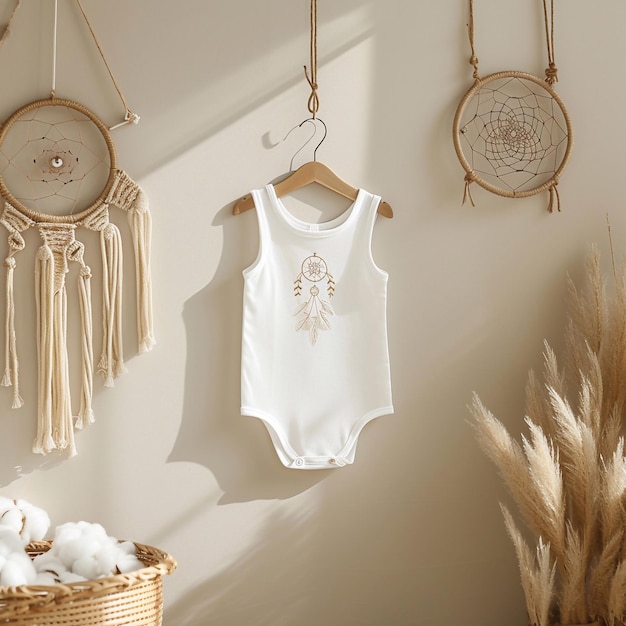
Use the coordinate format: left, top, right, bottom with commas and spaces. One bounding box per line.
167, 199, 327, 504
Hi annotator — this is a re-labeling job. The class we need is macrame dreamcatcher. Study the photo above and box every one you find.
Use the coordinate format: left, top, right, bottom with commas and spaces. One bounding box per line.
0, 0, 153, 456
452, 0, 573, 212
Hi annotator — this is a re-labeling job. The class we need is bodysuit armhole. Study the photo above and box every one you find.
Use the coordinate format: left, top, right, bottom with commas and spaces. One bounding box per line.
365, 194, 389, 278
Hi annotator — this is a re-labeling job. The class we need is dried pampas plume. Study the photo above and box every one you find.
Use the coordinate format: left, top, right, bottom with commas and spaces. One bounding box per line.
471, 243, 626, 626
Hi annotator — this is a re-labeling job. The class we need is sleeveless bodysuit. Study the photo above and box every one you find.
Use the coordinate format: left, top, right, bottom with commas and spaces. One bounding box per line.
241, 184, 393, 469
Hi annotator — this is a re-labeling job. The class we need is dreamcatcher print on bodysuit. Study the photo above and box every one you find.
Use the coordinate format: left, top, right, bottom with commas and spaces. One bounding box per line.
0, 0, 153, 457
294, 253, 335, 346
452, 0, 573, 212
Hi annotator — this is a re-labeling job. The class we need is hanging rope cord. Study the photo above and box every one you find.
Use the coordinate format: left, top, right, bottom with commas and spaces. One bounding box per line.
463, 0, 563, 212
543, 0, 558, 85
303, 0, 319, 118
466, 0, 558, 84
3, 0, 139, 130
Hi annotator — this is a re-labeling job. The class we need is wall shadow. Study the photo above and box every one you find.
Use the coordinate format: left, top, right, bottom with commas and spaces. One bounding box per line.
163, 509, 316, 626
167, 199, 327, 503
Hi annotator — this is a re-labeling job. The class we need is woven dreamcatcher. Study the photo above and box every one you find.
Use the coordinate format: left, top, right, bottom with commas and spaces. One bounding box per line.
0, 0, 154, 456
452, 0, 573, 212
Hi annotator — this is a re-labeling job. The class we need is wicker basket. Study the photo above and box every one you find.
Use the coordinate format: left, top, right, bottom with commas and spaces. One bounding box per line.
0, 540, 176, 625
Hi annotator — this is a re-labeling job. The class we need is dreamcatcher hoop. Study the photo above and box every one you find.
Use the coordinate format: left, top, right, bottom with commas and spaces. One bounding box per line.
453, 0, 573, 212
0, 96, 118, 221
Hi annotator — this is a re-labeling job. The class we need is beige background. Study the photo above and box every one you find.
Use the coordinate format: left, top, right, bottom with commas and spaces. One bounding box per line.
0, 0, 619, 624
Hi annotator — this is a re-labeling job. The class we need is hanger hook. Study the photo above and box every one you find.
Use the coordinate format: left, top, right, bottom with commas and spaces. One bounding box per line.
285, 118, 316, 171
282, 117, 328, 171
312, 117, 327, 162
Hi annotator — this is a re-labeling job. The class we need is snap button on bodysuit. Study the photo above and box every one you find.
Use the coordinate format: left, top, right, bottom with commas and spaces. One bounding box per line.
295, 457, 305, 467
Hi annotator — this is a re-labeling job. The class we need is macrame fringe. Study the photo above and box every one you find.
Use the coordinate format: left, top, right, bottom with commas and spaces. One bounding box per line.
127, 189, 155, 353
52, 286, 76, 457
33, 244, 76, 457
75, 264, 94, 430
2, 255, 23, 408
99, 223, 126, 387
34, 245, 55, 455
0, 170, 155, 457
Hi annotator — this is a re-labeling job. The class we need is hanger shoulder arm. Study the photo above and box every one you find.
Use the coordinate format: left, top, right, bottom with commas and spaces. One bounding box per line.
233, 194, 255, 215
378, 200, 393, 218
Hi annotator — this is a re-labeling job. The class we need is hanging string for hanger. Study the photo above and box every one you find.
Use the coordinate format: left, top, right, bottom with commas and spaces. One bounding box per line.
303, 0, 319, 118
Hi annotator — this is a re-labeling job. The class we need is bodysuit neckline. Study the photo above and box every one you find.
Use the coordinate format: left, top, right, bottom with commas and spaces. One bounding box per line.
265, 184, 364, 237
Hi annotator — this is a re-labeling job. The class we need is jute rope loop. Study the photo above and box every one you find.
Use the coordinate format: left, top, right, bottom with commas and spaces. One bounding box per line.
303, 0, 319, 118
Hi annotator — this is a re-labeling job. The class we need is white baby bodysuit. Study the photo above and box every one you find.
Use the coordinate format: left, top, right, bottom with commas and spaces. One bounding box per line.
240, 184, 393, 469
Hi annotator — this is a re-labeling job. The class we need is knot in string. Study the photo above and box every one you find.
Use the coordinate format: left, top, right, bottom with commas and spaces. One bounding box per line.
4, 257, 15, 270
545, 62, 558, 85
304, 66, 320, 118
547, 179, 561, 213
469, 55, 479, 80
462, 171, 476, 207
103, 223, 116, 241
304, 0, 319, 118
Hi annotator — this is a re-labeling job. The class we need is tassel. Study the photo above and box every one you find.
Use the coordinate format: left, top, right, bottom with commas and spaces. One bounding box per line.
547, 182, 561, 213
75, 264, 94, 430
462, 172, 476, 207
127, 190, 155, 353
51, 283, 75, 456
2, 255, 23, 408
33, 245, 55, 455
99, 223, 125, 387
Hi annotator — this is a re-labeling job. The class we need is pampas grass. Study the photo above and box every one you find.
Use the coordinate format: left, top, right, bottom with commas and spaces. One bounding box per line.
471, 244, 626, 626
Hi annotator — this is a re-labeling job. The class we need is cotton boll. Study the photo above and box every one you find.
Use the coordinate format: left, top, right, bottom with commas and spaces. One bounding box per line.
94, 545, 117, 575
32, 551, 67, 580
116, 553, 144, 574
72, 555, 101, 580
0, 499, 50, 545
14, 499, 50, 544
0, 527, 23, 555
0, 552, 37, 587
57, 570, 86, 584
33, 570, 59, 585
0, 508, 23, 535
117, 540, 137, 555
0, 497, 14, 516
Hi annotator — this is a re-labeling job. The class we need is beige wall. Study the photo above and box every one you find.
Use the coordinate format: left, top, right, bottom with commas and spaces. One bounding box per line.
0, 0, 619, 623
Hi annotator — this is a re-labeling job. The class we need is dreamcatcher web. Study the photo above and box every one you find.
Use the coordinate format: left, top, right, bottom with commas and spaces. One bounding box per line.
457, 74, 570, 194
0, 102, 111, 216
453, 0, 572, 211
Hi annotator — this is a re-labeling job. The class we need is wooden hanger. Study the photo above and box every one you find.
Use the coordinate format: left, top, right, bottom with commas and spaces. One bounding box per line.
232, 160, 394, 218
